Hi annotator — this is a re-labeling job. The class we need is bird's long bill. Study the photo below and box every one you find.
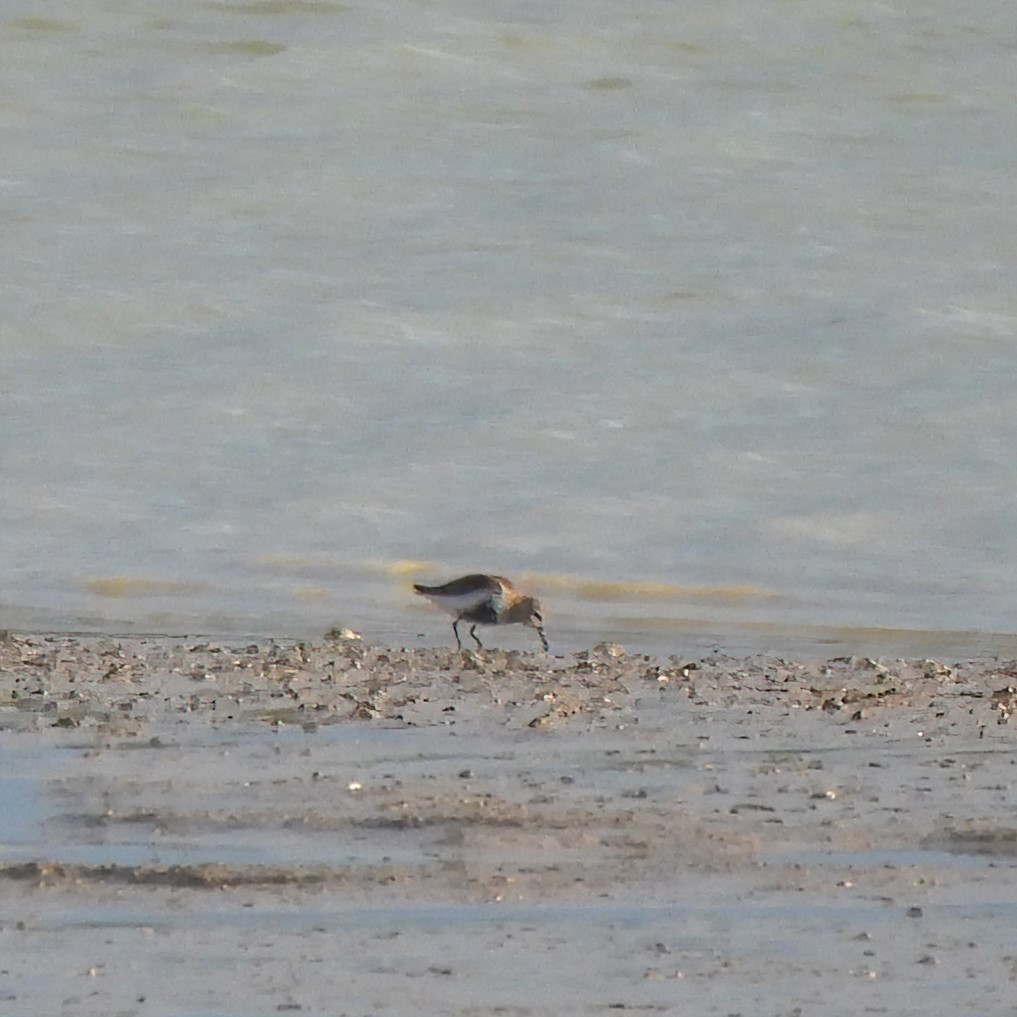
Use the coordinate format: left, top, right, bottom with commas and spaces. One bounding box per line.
536, 625, 549, 651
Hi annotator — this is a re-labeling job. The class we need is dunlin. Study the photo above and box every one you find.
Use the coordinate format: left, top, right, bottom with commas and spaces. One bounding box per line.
413, 574, 548, 651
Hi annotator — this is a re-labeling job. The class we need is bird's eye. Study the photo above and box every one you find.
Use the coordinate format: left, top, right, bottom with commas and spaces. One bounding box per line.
533, 611, 543, 624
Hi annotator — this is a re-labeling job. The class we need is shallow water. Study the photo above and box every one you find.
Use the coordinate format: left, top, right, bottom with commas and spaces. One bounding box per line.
4, 1, 1017, 653
5, 640, 1017, 1014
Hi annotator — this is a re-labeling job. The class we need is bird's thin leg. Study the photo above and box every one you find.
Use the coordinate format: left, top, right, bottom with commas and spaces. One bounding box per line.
452, 618, 463, 650
469, 625, 484, 649
536, 626, 549, 651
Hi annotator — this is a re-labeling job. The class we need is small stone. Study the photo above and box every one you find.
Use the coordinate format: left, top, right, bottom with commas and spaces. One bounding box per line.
324, 627, 362, 642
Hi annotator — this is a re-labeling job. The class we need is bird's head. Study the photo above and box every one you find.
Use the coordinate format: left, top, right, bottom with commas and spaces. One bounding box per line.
522, 597, 549, 651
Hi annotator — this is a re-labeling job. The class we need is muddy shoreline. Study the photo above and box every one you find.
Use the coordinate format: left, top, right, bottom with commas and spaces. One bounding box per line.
3, 632, 1017, 1014
4, 629, 1015, 730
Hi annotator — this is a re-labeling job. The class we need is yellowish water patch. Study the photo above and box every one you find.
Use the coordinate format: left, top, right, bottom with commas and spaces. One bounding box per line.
585, 77, 633, 91
663, 40, 707, 54
203, 0, 347, 13
214, 40, 287, 56
10, 18, 75, 34
294, 587, 330, 602
254, 553, 321, 568
522, 574, 778, 604
179, 105, 231, 124
380, 560, 432, 577
85, 578, 203, 599
606, 616, 1017, 659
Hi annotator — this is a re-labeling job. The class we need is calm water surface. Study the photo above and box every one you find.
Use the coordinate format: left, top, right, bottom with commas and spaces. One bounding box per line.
4, 1, 1017, 655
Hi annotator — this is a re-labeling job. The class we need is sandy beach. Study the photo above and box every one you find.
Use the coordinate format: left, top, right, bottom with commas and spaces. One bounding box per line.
2, 630, 1017, 1014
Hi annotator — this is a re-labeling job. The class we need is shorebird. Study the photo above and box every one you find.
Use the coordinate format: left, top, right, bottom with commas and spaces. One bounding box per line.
413, 574, 548, 651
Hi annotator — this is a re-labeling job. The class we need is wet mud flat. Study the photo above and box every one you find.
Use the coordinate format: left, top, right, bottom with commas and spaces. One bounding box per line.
2, 632, 1017, 1015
